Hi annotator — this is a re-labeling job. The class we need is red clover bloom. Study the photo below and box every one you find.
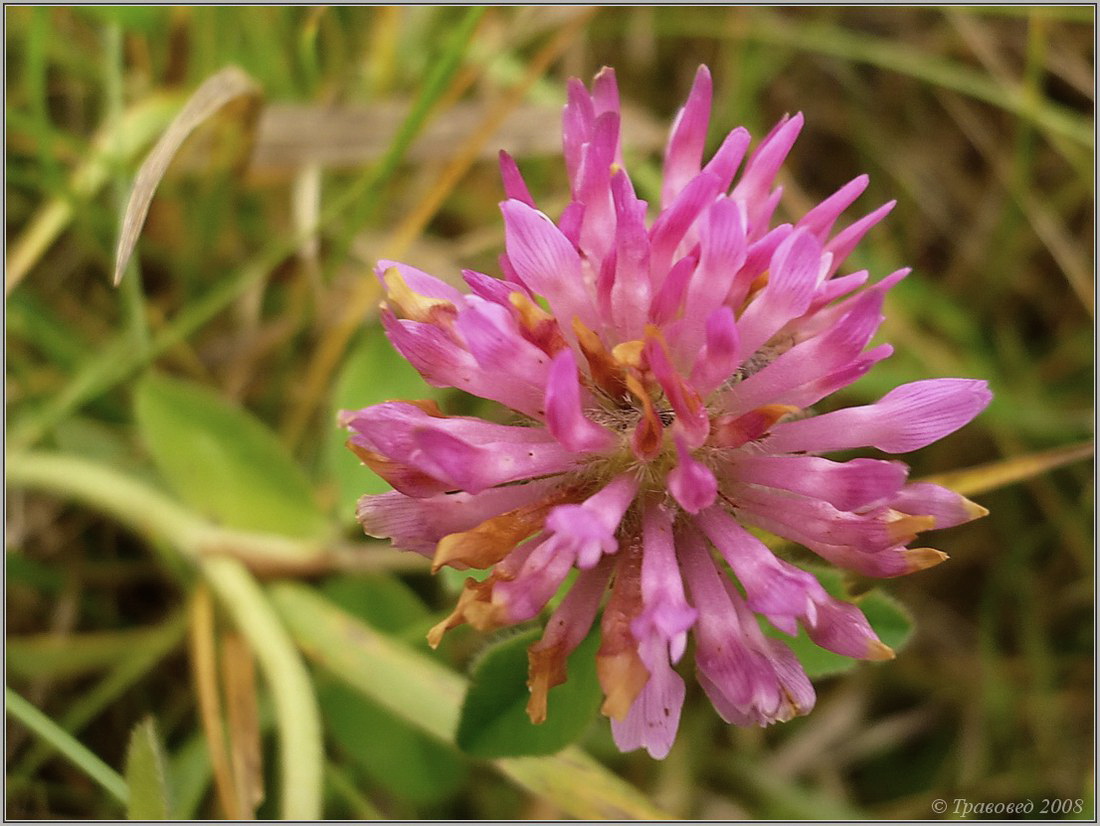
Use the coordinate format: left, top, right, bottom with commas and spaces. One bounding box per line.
343, 66, 991, 758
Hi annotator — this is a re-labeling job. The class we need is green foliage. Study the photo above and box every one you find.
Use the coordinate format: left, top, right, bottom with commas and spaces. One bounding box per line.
134, 373, 328, 538
318, 680, 467, 806
456, 627, 603, 759
124, 717, 173, 820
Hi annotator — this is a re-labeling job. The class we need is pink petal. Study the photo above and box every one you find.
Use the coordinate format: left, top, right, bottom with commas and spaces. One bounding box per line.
731, 112, 804, 208
461, 268, 528, 306
498, 150, 536, 207
796, 174, 869, 240
645, 336, 709, 446
648, 253, 698, 326
375, 259, 465, 304
729, 455, 910, 512
674, 197, 747, 358
702, 127, 752, 194
727, 223, 793, 307
689, 306, 741, 396
500, 199, 600, 333
633, 502, 697, 662
609, 169, 652, 338
576, 111, 620, 263
412, 427, 577, 495
890, 482, 988, 528
803, 594, 888, 660
723, 286, 885, 416
610, 635, 686, 759
543, 474, 638, 568
668, 436, 718, 514
493, 534, 577, 623
562, 77, 595, 184
695, 505, 823, 622
661, 64, 712, 208
649, 171, 722, 284
736, 228, 824, 357
544, 349, 616, 453
356, 480, 558, 555
824, 200, 896, 276
765, 378, 993, 455
456, 297, 551, 381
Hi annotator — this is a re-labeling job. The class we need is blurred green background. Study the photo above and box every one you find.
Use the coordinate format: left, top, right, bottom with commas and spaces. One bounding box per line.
5, 6, 1093, 820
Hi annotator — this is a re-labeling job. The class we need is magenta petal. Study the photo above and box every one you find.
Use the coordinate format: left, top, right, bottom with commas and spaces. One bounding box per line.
727, 223, 793, 307
695, 505, 822, 622
702, 127, 752, 194
610, 635, 686, 759
766, 378, 992, 455
543, 474, 638, 569
803, 594, 885, 659
500, 199, 600, 333
690, 306, 741, 396
633, 502, 697, 661
357, 480, 557, 556
732, 112, 804, 214
544, 349, 616, 453
661, 64, 712, 208
731, 455, 909, 512
723, 286, 885, 416
891, 482, 986, 528
408, 428, 576, 495
609, 169, 652, 337
375, 259, 465, 304
498, 150, 536, 207
825, 200, 896, 276
668, 437, 718, 514
736, 228, 823, 357
796, 174, 869, 240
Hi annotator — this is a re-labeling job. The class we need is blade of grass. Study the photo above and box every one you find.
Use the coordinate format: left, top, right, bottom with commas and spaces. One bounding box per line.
112, 66, 262, 286
11, 611, 188, 785
201, 556, 323, 820
6, 94, 182, 295
748, 12, 1092, 151
917, 440, 1093, 497
269, 582, 672, 819
221, 632, 264, 817
5, 686, 129, 807
188, 584, 242, 819
280, 6, 487, 447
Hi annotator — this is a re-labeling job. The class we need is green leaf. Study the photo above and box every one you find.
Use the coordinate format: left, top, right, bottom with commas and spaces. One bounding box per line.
766, 567, 914, 679
321, 574, 430, 634
134, 373, 327, 538
318, 680, 467, 806
326, 324, 439, 523
456, 627, 602, 759
125, 717, 173, 820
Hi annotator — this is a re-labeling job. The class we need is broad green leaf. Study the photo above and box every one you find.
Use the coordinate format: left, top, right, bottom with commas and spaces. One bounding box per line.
767, 567, 914, 679
134, 373, 327, 538
317, 680, 467, 806
456, 627, 602, 759
326, 324, 439, 523
125, 717, 173, 819
321, 573, 430, 634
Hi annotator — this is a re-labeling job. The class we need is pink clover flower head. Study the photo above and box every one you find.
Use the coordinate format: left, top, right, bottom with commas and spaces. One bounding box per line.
345, 65, 991, 759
